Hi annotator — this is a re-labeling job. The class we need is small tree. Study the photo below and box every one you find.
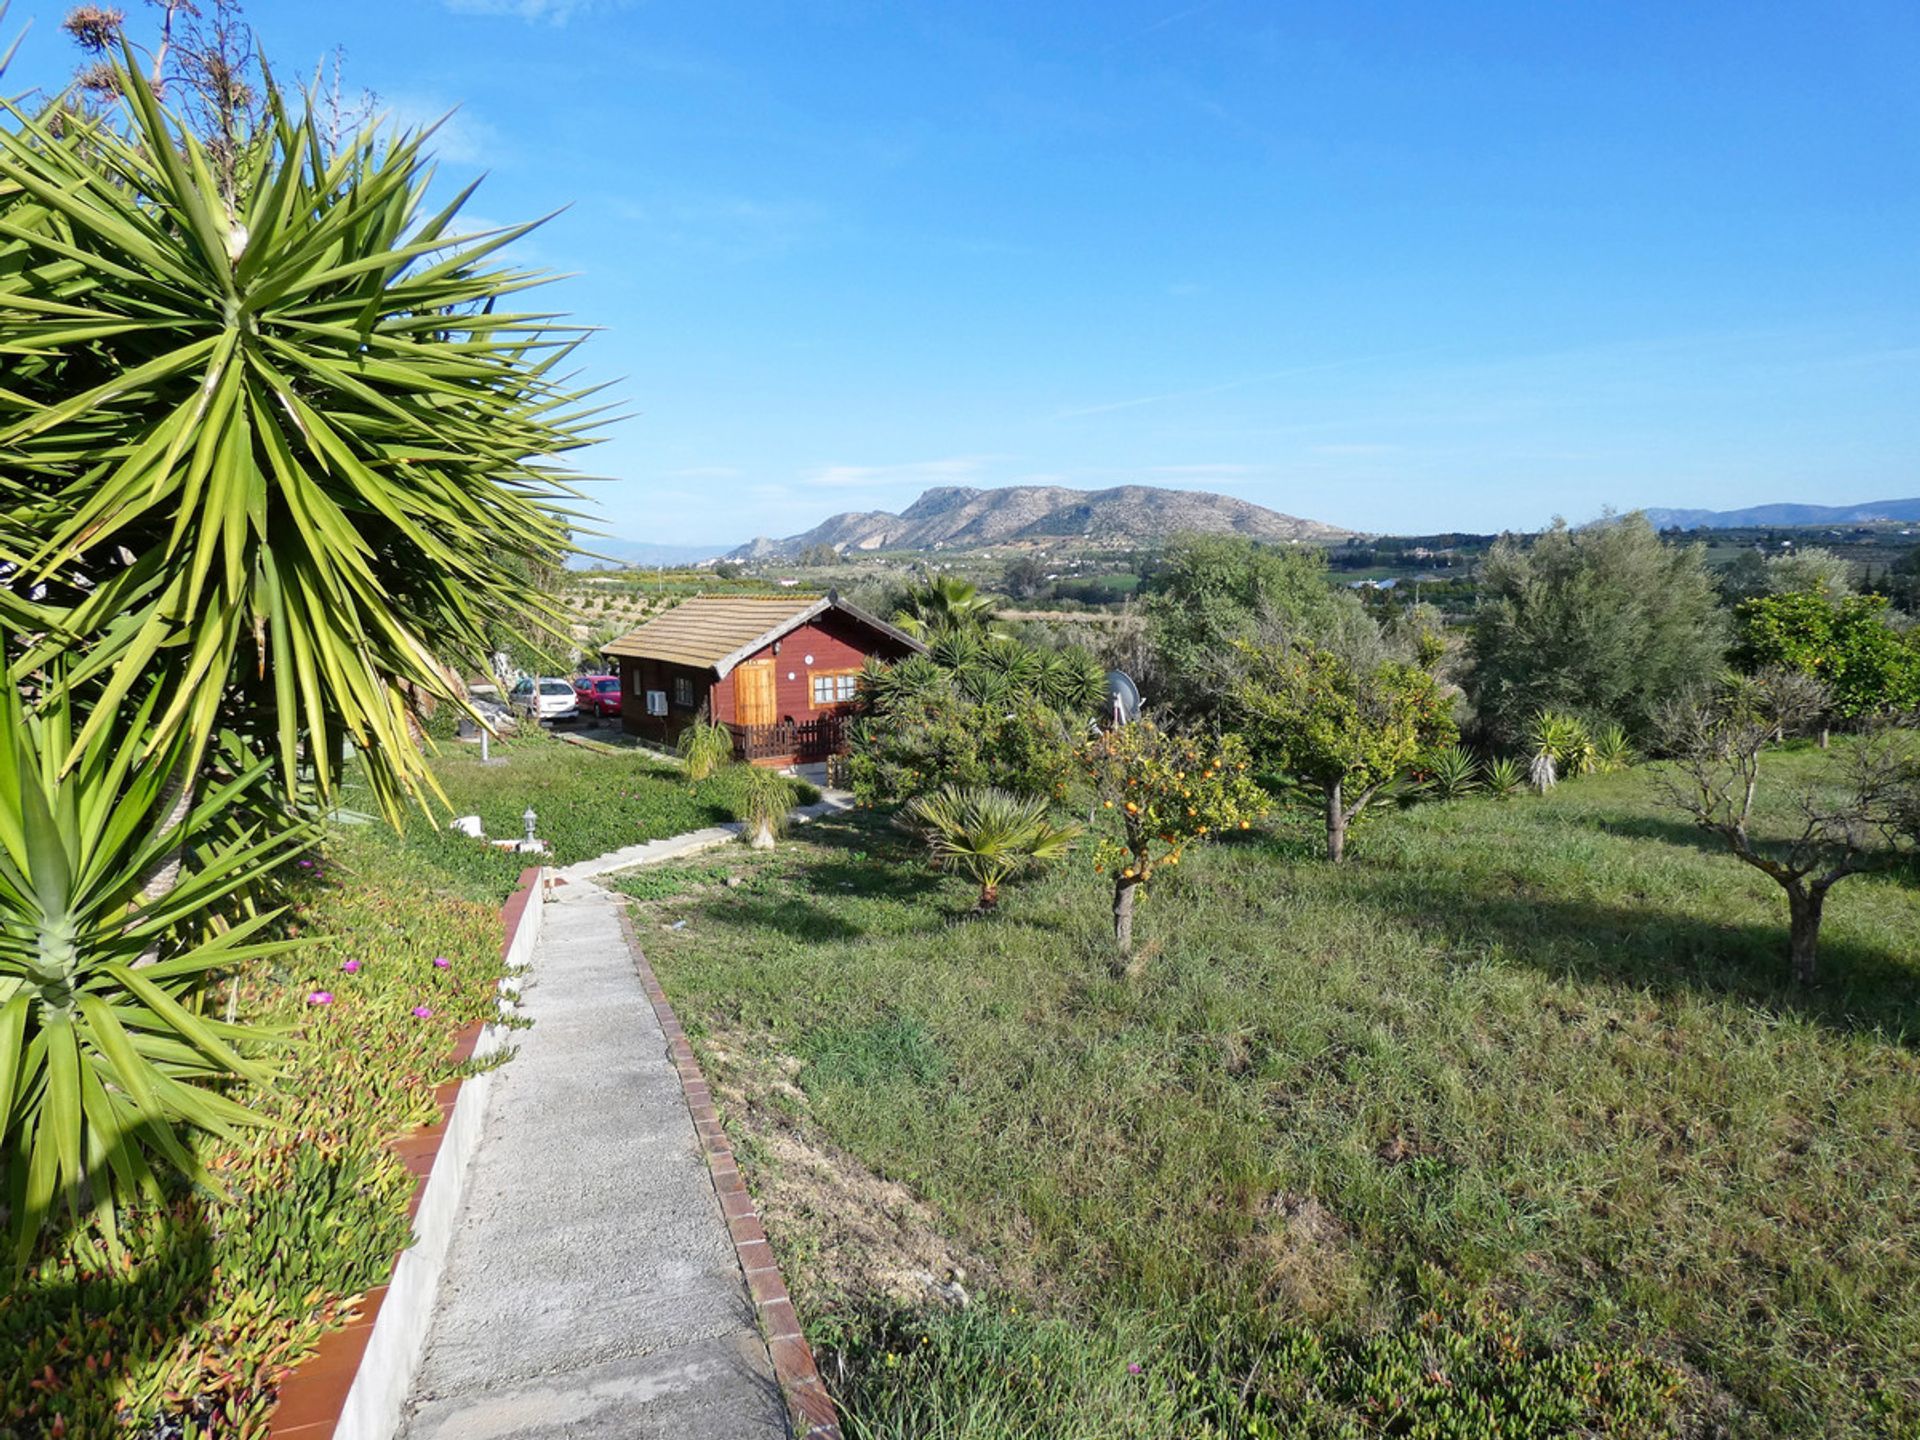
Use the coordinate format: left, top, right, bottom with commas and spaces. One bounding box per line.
1229, 644, 1455, 861
902, 785, 1080, 911
1656, 679, 1917, 984
1076, 723, 1265, 960
1736, 591, 1920, 742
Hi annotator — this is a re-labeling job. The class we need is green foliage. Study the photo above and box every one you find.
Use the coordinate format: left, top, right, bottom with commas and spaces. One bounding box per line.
1, 825, 505, 1435
1143, 535, 1375, 719
1527, 709, 1595, 790
1424, 744, 1482, 799
1720, 545, 1855, 605
849, 693, 1076, 809
0, 61, 594, 820
902, 785, 1081, 910
821, 1298, 1681, 1440
0, 670, 312, 1262
1465, 516, 1726, 747
1592, 722, 1635, 773
676, 714, 735, 782
891, 576, 1004, 640
1076, 722, 1266, 951
1483, 754, 1526, 798
1228, 643, 1457, 859
1736, 591, 1920, 722
731, 764, 799, 845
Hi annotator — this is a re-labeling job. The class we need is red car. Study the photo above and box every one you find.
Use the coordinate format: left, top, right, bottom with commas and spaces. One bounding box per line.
573, 673, 622, 718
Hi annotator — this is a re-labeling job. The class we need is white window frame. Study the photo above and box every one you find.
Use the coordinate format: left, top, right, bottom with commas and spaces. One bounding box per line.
810, 670, 860, 706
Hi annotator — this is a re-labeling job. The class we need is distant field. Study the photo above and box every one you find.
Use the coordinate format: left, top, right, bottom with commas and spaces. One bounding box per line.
629, 746, 1920, 1438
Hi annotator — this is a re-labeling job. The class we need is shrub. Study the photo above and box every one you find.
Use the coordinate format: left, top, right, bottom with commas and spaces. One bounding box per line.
849, 694, 1075, 809
901, 785, 1081, 911
731, 765, 799, 848
1484, 754, 1527, 799
1593, 722, 1636, 773
1526, 709, 1594, 791
1425, 743, 1482, 800
676, 713, 734, 782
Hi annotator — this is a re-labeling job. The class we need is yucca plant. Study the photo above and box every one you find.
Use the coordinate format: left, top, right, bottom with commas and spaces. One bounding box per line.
732, 765, 796, 849
676, 711, 734, 783
1527, 710, 1594, 790
902, 785, 1080, 911
1485, 754, 1526, 799
0, 665, 308, 1263
1592, 722, 1636, 773
0, 55, 598, 821
1425, 744, 1482, 800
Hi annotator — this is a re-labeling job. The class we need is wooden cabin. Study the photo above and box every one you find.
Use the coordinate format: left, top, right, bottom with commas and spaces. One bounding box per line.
603, 592, 925, 766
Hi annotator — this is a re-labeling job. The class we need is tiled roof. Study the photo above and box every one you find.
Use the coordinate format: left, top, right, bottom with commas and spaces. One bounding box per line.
601, 593, 924, 674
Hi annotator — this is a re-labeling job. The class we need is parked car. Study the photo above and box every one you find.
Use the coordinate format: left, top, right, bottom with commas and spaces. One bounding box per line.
508, 676, 579, 723
573, 673, 622, 719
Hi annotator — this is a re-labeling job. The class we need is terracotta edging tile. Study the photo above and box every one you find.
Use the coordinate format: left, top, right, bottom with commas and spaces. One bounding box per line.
614, 898, 844, 1440
265, 867, 542, 1439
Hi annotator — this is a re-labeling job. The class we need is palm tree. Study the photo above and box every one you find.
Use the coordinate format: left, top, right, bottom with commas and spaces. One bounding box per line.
891, 577, 1006, 640
902, 785, 1080, 911
0, 58, 596, 820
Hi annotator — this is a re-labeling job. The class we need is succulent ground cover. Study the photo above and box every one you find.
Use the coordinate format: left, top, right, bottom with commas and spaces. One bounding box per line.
627, 747, 1920, 1439
0, 828, 507, 1439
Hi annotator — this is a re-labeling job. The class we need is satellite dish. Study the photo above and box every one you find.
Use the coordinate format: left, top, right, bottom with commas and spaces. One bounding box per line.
1104, 670, 1142, 726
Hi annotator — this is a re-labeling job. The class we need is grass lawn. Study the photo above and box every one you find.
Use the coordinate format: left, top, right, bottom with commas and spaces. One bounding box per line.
365, 731, 816, 899
623, 743, 1920, 1438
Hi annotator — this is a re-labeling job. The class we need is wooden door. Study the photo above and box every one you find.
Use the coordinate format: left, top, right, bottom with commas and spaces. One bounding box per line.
735, 660, 776, 726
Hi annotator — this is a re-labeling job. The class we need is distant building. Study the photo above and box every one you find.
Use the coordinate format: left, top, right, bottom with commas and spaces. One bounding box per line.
603, 593, 924, 766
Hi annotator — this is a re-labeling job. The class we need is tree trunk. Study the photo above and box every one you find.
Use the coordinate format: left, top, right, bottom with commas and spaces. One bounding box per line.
978, 881, 999, 911
1786, 884, 1824, 985
1112, 875, 1138, 955
1325, 781, 1347, 863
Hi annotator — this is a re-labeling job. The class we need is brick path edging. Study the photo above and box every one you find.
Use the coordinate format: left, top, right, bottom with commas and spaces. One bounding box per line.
616, 902, 844, 1440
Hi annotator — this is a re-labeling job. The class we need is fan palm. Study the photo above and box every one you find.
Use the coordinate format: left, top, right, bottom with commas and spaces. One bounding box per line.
902, 785, 1080, 911
892, 577, 1006, 640
0, 57, 597, 820
0, 663, 308, 1263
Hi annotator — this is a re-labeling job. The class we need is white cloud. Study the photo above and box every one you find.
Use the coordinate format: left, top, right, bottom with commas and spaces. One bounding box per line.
442, 0, 621, 24
382, 94, 500, 166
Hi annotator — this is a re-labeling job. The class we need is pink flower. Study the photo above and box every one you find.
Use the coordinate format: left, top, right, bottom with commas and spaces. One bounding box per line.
307, 991, 334, 1006
341, 959, 361, 974
412, 1005, 434, 1019
432, 957, 451, 969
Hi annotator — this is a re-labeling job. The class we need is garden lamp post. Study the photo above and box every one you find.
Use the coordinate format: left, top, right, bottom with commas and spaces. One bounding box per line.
523, 805, 538, 848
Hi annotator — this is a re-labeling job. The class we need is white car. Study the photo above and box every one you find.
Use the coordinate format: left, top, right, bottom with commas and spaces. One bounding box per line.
508, 676, 579, 723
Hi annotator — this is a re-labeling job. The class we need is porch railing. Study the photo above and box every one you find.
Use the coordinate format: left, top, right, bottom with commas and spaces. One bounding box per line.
726, 714, 850, 762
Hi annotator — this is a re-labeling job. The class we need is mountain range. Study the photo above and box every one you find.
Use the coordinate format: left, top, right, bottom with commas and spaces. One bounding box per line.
727, 484, 1350, 559
1641, 497, 1920, 529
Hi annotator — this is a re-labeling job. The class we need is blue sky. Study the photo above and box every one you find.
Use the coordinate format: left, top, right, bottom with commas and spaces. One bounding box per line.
9, 1, 1919, 544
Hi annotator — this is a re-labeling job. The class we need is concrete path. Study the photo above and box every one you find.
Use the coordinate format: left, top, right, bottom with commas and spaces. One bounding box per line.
398, 880, 789, 1440
553, 792, 855, 885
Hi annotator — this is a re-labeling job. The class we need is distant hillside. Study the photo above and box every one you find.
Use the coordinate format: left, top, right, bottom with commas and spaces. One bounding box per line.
730, 484, 1350, 559
1642, 497, 1920, 529
567, 539, 727, 570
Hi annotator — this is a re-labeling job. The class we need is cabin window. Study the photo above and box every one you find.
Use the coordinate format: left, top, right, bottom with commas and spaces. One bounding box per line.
810, 670, 860, 706
672, 675, 697, 709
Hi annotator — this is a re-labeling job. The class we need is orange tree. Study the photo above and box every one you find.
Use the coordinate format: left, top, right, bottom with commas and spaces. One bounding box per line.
1075, 721, 1265, 960
1229, 642, 1455, 862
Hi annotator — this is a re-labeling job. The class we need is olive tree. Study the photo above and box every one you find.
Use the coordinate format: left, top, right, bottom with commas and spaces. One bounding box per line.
1466, 515, 1725, 747
1656, 678, 1917, 984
